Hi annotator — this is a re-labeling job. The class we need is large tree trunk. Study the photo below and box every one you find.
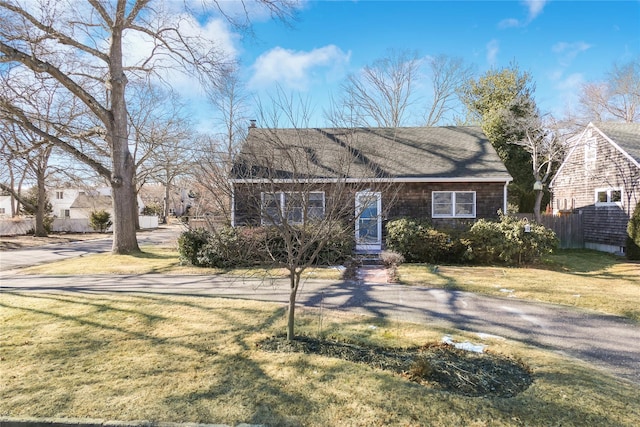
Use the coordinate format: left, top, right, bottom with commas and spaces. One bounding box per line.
34, 172, 48, 237
108, 16, 139, 254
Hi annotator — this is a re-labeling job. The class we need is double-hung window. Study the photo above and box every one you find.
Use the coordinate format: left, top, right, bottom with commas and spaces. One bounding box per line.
262, 191, 325, 224
432, 191, 476, 218
595, 188, 622, 206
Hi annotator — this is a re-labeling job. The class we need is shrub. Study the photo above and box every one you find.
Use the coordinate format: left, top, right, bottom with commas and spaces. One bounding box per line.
626, 200, 640, 260
178, 222, 355, 269
385, 218, 434, 263
380, 250, 405, 268
177, 228, 212, 266
467, 215, 558, 265
264, 222, 355, 266
89, 210, 112, 233
386, 218, 470, 264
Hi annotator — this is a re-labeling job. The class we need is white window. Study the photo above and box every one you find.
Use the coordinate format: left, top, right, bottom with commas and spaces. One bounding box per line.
0, 208, 5, 214
595, 188, 622, 205
432, 191, 476, 218
56, 191, 64, 200
60, 209, 70, 218
261, 191, 325, 225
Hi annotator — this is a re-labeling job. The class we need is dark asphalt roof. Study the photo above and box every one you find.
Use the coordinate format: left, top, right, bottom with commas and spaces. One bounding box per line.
232, 126, 512, 181
594, 122, 640, 163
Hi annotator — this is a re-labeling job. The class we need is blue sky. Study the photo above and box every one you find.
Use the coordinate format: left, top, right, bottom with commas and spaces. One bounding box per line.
193, 0, 640, 130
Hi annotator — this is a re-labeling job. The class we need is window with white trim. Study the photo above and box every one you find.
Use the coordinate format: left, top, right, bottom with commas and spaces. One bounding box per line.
261, 191, 325, 224
432, 191, 476, 218
595, 188, 622, 206
56, 191, 64, 200
60, 209, 70, 218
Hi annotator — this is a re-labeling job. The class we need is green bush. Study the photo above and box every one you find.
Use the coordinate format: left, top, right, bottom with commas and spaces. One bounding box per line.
89, 210, 112, 233
385, 218, 470, 264
178, 223, 355, 269
263, 222, 354, 266
467, 215, 558, 265
626, 200, 640, 260
385, 218, 434, 262
177, 228, 212, 266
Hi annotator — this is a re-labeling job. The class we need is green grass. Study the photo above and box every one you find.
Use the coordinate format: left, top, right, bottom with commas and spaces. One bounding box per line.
1, 292, 638, 426
397, 250, 640, 321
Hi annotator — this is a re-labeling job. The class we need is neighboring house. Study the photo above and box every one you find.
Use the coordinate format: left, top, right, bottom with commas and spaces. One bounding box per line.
0, 195, 13, 217
69, 192, 113, 219
230, 126, 513, 253
70, 189, 145, 219
550, 122, 640, 254
49, 188, 81, 219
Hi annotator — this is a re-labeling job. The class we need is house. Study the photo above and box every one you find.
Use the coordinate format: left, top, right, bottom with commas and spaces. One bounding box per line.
550, 122, 640, 254
49, 188, 82, 219
0, 195, 13, 217
230, 126, 512, 252
69, 192, 113, 219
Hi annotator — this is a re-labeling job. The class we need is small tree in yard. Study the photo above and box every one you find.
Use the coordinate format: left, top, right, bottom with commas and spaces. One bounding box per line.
89, 210, 112, 233
231, 92, 396, 341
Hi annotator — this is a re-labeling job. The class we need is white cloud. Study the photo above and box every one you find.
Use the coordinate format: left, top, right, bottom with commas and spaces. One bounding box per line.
498, 18, 520, 29
498, 0, 548, 29
120, 14, 239, 97
486, 39, 500, 66
552, 41, 592, 67
249, 45, 351, 91
524, 0, 548, 21
554, 72, 585, 91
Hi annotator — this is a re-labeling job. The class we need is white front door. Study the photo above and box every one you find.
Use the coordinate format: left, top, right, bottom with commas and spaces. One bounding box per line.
355, 191, 382, 252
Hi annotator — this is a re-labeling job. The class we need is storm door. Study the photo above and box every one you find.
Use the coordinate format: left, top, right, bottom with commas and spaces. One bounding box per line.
355, 191, 382, 252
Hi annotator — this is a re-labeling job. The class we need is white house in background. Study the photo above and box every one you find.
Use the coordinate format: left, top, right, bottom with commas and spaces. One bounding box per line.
49, 188, 81, 219
49, 187, 145, 220
0, 195, 13, 217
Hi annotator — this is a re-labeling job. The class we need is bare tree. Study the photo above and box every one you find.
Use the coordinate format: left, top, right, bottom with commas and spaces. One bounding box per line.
0, 121, 53, 235
231, 92, 397, 340
423, 54, 475, 126
0, 0, 296, 254
335, 49, 421, 127
505, 106, 567, 222
579, 59, 640, 123
0, 75, 82, 235
128, 84, 195, 222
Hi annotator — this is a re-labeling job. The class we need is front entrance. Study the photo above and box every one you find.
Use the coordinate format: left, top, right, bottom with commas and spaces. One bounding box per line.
355, 191, 382, 252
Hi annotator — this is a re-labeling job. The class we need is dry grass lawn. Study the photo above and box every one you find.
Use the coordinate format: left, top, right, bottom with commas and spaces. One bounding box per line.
398, 250, 640, 321
1, 292, 639, 426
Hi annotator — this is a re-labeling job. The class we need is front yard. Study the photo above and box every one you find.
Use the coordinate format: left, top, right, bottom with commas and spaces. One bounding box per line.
397, 250, 640, 321
1, 292, 638, 426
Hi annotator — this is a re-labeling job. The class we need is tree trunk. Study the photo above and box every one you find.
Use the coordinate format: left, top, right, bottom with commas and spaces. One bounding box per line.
533, 189, 544, 223
108, 18, 139, 254
34, 172, 47, 237
287, 271, 299, 341
164, 182, 171, 223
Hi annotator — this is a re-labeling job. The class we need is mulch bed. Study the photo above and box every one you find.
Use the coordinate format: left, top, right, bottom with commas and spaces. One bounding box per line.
258, 335, 533, 398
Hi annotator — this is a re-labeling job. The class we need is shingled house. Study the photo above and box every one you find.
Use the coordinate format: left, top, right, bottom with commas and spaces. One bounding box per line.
230, 126, 512, 252
550, 122, 640, 254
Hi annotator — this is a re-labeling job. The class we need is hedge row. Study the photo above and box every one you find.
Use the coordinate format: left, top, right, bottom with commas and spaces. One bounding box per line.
386, 215, 558, 265
177, 223, 354, 268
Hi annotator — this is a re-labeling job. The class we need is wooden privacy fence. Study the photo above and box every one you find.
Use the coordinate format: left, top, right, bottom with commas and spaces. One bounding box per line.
540, 213, 584, 249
